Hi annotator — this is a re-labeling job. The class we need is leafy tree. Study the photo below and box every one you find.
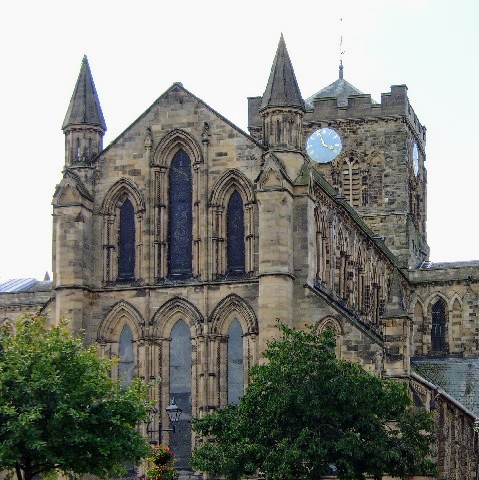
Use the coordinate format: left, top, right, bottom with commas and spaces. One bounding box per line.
192, 323, 435, 480
0, 314, 151, 480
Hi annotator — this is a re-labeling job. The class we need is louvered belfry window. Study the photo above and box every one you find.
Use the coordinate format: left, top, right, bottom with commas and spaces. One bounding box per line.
227, 190, 245, 275
168, 149, 193, 278
118, 198, 135, 280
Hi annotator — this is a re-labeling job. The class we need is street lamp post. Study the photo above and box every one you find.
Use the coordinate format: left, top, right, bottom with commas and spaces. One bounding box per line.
147, 397, 182, 445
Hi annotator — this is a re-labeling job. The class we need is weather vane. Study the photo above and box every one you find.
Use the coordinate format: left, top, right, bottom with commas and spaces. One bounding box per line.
339, 17, 345, 79
339, 18, 345, 61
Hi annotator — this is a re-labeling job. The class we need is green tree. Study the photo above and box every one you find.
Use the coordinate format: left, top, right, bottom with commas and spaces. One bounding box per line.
192, 323, 435, 480
0, 314, 151, 480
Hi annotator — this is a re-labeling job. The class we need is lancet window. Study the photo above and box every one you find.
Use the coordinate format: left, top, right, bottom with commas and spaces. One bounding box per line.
227, 190, 246, 275
118, 199, 135, 281
169, 320, 192, 467
101, 180, 144, 284
168, 150, 193, 279
118, 324, 134, 387
210, 171, 255, 279
227, 319, 244, 404
432, 299, 447, 352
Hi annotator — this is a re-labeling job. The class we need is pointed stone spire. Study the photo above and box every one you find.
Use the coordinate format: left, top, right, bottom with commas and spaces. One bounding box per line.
261, 34, 304, 111
62, 56, 106, 166
62, 56, 106, 131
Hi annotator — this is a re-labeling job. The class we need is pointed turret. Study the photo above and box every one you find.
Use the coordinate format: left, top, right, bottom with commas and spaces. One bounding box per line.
261, 34, 304, 111
62, 56, 106, 166
260, 35, 305, 151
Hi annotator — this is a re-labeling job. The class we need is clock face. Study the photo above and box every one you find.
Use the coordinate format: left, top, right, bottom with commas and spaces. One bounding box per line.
306, 128, 342, 163
412, 142, 419, 176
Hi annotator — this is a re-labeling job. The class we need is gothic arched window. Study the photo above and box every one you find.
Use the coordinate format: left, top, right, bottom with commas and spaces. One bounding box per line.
119, 324, 134, 387
227, 319, 244, 404
227, 190, 245, 275
432, 299, 446, 352
118, 198, 135, 281
168, 150, 193, 278
170, 320, 192, 468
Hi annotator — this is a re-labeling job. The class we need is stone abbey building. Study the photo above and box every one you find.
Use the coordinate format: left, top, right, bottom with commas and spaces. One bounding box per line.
2, 36, 479, 478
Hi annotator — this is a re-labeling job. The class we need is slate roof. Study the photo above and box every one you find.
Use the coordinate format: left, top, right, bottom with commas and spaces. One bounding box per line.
62, 55, 106, 131
261, 34, 304, 111
412, 357, 479, 416
305, 61, 368, 109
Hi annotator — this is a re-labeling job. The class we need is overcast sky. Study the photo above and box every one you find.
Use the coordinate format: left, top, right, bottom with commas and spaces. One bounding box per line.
1, 0, 478, 281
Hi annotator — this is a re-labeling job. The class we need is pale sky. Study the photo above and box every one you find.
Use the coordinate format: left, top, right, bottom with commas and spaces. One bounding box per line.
1, 0, 478, 281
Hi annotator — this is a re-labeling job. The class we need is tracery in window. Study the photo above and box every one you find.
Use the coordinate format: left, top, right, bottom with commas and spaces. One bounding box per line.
119, 324, 134, 387
118, 198, 135, 281
168, 150, 193, 278
227, 190, 245, 275
227, 319, 244, 404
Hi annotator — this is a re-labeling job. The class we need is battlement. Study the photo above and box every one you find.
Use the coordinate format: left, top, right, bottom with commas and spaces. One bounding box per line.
305, 84, 426, 145
248, 85, 426, 146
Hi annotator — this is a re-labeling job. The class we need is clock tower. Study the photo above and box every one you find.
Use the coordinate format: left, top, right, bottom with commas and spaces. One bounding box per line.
249, 58, 428, 269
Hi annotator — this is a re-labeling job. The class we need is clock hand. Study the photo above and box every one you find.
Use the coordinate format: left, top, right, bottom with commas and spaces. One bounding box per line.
318, 134, 329, 148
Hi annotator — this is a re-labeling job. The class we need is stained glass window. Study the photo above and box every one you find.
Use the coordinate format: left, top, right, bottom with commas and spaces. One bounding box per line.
118, 198, 135, 280
168, 150, 192, 278
227, 190, 245, 275
227, 319, 243, 404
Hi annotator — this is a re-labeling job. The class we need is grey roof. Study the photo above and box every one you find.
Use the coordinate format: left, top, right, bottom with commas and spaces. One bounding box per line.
412, 357, 479, 416
420, 260, 479, 269
0, 278, 52, 293
62, 55, 106, 131
305, 62, 367, 109
261, 34, 304, 111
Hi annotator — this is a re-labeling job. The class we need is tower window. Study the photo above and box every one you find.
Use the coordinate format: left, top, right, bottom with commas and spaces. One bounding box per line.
227, 190, 245, 275
168, 149, 193, 278
118, 198, 135, 281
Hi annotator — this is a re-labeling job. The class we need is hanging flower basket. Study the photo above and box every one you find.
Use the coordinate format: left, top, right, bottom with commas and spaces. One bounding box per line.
146, 445, 177, 480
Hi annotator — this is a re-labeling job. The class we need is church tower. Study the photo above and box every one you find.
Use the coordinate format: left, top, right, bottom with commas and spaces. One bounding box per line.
52, 56, 105, 329
250, 59, 428, 269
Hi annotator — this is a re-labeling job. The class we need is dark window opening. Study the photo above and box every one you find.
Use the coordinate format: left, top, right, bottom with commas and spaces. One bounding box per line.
118, 198, 135, 281
227, 190, 245, 275
432, 299, 446, 352
168, 149, 193, 278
